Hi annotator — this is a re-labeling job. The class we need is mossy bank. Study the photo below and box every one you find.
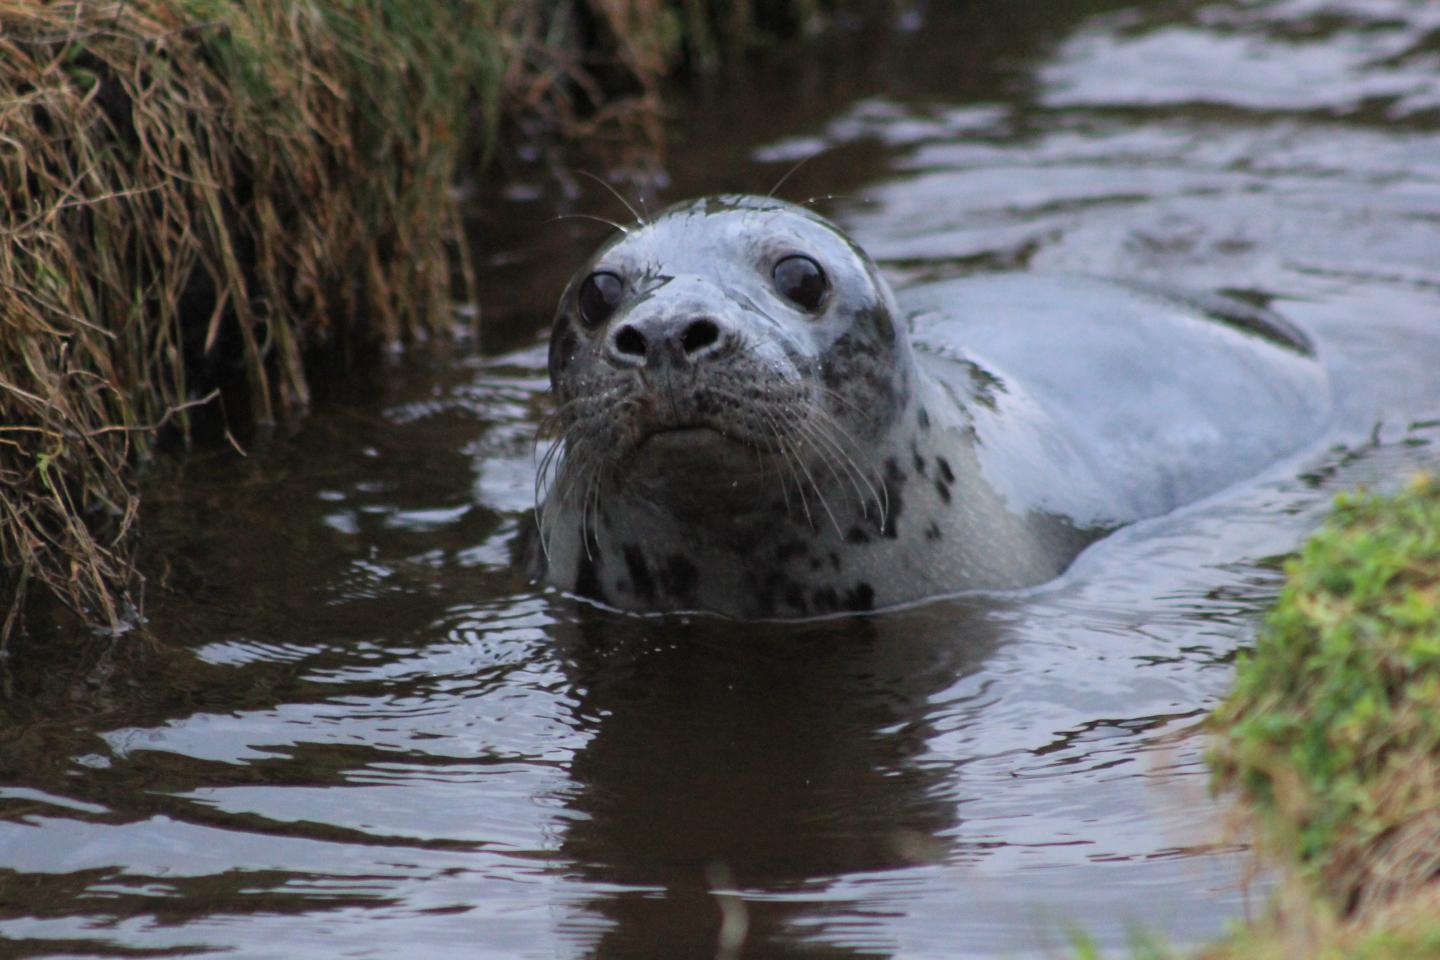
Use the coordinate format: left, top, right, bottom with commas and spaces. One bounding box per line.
1079, 475, 1440, 958
0, 0, 863, 653
1209, 474, 1440, 957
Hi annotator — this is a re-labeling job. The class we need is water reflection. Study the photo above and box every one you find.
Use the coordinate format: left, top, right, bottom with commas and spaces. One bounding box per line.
553, 607, 999, 957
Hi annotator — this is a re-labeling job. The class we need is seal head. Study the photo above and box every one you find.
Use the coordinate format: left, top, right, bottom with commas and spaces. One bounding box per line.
545, 194, 908, 521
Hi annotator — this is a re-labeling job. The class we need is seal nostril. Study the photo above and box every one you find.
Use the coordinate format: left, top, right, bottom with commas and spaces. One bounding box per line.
614, 325, 647, 358
681, 318, 720, 355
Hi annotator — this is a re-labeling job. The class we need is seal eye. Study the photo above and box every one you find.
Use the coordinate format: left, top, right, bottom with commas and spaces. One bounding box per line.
578, 271, 624, 328
773, 255, 827, 312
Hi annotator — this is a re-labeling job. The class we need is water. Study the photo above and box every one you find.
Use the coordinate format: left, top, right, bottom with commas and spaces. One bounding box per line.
5, 1, 1440, 957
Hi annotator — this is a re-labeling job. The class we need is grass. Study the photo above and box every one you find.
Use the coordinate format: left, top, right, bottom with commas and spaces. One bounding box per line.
1210, 473, 1440, 915
1071, 888, 1440, 960
0, 0, 859, 654
1198, 886, 1440, 960
1, 0, 503, 650
1074, 475, 1440, 958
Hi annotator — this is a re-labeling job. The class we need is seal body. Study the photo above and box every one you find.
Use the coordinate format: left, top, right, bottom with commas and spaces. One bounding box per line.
531, 195, 1329, 618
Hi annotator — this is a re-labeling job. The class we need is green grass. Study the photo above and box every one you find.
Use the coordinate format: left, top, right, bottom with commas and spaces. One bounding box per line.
1072, 476, 1440, 959
1210, 473, 1440, 912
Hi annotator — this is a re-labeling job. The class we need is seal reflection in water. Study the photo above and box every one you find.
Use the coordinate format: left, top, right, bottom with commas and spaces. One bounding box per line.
528, 195, 1329, 618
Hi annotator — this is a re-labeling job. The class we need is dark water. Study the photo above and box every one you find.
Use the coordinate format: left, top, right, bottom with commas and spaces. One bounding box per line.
5, 2, 1440, 957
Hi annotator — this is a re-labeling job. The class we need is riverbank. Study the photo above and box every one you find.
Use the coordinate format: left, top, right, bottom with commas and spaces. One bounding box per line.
0, 0, 849, 652
1206, 473, 1440, 958
1079, 475, 1440, 959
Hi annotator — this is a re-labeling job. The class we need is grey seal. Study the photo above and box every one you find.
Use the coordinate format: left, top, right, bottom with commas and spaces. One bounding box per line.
528, 195, 1328, 618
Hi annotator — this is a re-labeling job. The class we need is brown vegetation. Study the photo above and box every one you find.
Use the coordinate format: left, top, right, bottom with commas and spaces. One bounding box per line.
0, 0, 845, 653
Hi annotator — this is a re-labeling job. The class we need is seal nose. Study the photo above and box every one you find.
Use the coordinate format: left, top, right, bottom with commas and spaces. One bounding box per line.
609, 316, 723, 368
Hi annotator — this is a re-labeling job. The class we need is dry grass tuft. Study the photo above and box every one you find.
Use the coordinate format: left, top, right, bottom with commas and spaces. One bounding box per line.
0, 0, 857, 654
1, 0, 509, 648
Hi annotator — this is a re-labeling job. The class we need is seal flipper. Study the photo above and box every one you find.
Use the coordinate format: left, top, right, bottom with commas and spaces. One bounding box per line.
1120, 281, 1314, 356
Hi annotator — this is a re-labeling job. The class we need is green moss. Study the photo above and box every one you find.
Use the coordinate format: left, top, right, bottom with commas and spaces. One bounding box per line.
1211, 473, 1440, 907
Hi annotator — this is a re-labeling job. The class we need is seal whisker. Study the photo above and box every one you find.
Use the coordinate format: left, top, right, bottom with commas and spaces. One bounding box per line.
803, 410, 889, 522
794, 414, 884, 521
533, 439, 562, 561
751, 412, 818, 530
764, 428, 797, 522
782, 412, 850, 496
817, 383, 876, 421
808, 385, 892, 521
689, 387, 815, 524
538, 438, 582, 563
746, 404, 806, 525
577, 170, 647, 226
766, 152, 820, 200
564, 426, 610, 563
742, 401, 812, 527
531, 405, 580, 565
780, 426, 845, 536
547, 435, 596, 563
538, 437, 588, 555
783, 439, 818, 531
546, 212, 629, 235
802, 414, 886, 529
537, 407, 613, 563
589, 462, 609, 560
695, 383, 882, 525
580, 465, 600, 562
534, 403, 586, 500
801, 193, 859, 208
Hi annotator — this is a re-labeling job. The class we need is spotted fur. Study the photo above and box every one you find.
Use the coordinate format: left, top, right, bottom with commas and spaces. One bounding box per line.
526, 194, 1326, 618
